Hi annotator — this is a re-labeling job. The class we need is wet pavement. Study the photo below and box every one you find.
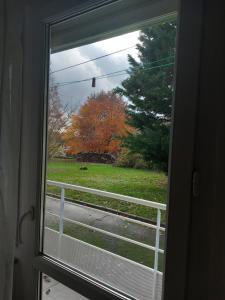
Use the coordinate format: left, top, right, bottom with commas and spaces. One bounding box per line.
45, 196, 164, 247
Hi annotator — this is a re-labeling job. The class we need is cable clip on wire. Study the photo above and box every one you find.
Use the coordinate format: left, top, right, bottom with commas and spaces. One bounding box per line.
92, 77, 96, 87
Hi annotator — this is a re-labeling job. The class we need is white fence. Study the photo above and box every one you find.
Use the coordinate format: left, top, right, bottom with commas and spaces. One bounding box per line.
46, 180, 166, 300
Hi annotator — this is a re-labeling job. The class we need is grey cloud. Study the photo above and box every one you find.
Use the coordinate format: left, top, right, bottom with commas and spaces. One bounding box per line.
50, 43, 137, 111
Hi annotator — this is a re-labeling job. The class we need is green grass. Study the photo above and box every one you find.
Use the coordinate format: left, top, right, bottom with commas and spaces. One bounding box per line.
47, 159, 168, 222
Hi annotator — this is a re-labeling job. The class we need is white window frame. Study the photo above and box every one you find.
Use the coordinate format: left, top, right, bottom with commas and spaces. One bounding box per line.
12, 0, 204, 299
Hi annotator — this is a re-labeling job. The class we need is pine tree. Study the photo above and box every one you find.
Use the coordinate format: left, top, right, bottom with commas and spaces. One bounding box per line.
115, 20, 176, 171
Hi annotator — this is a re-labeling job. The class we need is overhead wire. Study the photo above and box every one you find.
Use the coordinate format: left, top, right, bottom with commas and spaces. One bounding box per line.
54, 61, 175, 88
56, 69, 128, 87
50, 45, 136, 74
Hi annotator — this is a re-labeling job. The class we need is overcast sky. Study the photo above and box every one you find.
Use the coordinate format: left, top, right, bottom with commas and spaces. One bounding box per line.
50, 30, 140, 111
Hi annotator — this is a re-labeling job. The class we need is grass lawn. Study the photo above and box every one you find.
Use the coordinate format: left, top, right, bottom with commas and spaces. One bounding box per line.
47, 159, 168, 222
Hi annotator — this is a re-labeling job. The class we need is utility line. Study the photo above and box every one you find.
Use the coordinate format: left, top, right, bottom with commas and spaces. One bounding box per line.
50, 45, 136, 74
57, 69, 128, 87
55, 61, 174, 88
130, 55, 175, 68
54, 57, 174, 86
51, 45, 175, 75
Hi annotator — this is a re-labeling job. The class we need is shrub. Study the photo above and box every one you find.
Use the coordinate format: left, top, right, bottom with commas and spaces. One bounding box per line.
75, 152, 115, 164
134, 158, 148, 169
114, 148, 148, 169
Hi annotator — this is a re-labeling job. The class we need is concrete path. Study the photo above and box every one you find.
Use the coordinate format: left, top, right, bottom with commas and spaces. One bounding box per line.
45, 196, 162, 247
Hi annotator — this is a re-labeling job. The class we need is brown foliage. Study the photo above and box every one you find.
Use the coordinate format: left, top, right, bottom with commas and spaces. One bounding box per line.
63, 92, 134, 155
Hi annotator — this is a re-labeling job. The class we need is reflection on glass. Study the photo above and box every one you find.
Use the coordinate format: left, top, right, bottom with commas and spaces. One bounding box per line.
43, 17, 177, 300
42, 274, 88, 300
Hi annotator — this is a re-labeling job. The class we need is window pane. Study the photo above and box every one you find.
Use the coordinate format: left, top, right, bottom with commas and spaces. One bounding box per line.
42, 274, 89, 300
42, 15, 177, 300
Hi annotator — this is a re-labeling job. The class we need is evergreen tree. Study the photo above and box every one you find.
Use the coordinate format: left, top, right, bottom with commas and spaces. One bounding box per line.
115, 20, 176, 171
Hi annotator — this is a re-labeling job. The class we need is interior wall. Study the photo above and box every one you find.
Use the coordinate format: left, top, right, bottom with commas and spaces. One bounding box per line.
0, 1, 25, 299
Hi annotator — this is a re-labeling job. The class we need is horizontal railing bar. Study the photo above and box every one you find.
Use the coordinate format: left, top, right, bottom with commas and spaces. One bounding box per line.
46, 211, 164, 254
47, 180, 167, 210
47, 192, 167, 229
46, 195, 165, 232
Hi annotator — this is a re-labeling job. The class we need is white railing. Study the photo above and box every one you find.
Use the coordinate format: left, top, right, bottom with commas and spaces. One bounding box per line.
46, 180, 166, 298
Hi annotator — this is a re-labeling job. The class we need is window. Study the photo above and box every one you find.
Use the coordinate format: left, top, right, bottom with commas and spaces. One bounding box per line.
14, 0, 201, 299
40, 4, 177, 299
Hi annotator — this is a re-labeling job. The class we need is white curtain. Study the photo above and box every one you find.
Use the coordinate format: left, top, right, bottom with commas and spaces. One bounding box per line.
0, 0, 22, 298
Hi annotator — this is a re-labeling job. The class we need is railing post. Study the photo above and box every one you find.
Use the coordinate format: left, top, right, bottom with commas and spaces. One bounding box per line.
58, 188, 65, 258
59, 188, 65, 236
152, 208, 161, 300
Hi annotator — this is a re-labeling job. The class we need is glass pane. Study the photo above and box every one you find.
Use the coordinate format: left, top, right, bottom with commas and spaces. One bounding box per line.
42, 274, 89, 300
42, 14, 177, 300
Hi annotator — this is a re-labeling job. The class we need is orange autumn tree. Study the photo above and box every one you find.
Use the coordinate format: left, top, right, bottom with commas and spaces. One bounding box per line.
64, 91, 133, 155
